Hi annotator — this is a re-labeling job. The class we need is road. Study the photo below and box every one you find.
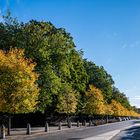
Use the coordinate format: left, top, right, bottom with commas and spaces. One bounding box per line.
111, 120, 140, 140
16, 120, 137, 140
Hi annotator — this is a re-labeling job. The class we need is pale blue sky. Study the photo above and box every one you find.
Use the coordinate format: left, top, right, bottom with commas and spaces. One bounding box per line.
1, 0, 140, 107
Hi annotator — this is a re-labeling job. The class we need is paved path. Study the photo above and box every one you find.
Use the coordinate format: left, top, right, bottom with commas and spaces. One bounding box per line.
82, 130, 120, 140
111, 120, 140, 140
5, 120, 139, 140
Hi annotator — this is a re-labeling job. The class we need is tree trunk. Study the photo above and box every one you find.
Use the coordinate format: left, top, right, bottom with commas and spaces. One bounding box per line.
7, 115, 11, 135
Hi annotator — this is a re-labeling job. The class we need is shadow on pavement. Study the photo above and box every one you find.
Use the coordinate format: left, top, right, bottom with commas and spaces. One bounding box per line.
67, 138, 81, 140
132, 120, 140, 124
112, 123, 140, 140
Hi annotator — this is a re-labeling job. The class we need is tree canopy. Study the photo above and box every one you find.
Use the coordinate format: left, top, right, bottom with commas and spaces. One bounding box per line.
84, 85, 105, 115
84, 60, 114, 103
0, 48, 39, 114
0, 14, 139, 117
0, 17, 88, 112
56, 83, 79, 114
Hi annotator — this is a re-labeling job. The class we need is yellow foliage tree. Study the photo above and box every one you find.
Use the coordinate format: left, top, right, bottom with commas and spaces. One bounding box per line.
0, 48, 39, 114
110, 100, 123, 116
56, 84, 79, 115
109, 99, 140, 117
84, 85, 105, 115
105, 104, 114, 116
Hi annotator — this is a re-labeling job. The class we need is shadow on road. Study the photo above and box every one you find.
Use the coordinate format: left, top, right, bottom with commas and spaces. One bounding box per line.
67, 138, 81, 140
132, 120, 140, 124
112, 121, 140, 140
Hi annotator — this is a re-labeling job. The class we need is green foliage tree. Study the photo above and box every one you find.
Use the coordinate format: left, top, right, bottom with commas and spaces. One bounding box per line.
0, 14, 139, 118
0, 16, 88, 113
112, 87, 131, 110
84, 60, 114, 103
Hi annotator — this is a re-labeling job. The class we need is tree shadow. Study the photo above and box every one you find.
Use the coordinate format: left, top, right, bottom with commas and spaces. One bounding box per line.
114, 125, 140, 140
67, 138, 82, 140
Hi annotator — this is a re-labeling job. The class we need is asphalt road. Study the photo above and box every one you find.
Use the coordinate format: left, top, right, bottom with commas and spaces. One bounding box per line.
111, 120, 140, 140
20, 120, 137, 140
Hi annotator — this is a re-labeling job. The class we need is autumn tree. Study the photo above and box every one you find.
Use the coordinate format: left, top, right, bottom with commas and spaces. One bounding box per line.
109, 100, 127, 117
84, 85, 105, 115
0, 14, 139, 118
84, 60, 114, 103
0, 16, 88, 113
56, 83, 79, 121
112, 87, 131, 110
0, 48, 39, 134
105, 104, 114, 116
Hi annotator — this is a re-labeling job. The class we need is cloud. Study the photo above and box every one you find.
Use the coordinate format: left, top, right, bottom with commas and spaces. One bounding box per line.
129, 96, 140, 108
131, 96, 140, 100
120, 41, 140, 51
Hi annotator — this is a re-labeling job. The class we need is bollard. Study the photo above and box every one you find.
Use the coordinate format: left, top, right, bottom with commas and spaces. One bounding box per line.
89, 120, 92, 126
0, 125, 5, 139
58, 122, 62, 130
45, 122, 49, 132
26, 123, 31, 135
77, 120, 80, 127
83, 120, 86, 126
95, 120, 97, 126
68, 121, 71, 128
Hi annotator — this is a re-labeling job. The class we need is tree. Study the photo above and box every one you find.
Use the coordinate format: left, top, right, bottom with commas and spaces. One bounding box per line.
0, 48, 39, 113
84, 60, 114, 103
0, 16, 88, 112
112, 87, 131, 110
0, 48, 39, 134
105, 104, 114, 116
56, 83, 79, 121
109, 100, 126, 116
84, 85, 105, 115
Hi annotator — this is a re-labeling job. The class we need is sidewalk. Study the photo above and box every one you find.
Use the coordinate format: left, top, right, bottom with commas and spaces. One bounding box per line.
82, 122, 138, 140
4, 121, 135, 140
83, 130, 121, 140
5, 123, 84, 139
110, 123, 140, 140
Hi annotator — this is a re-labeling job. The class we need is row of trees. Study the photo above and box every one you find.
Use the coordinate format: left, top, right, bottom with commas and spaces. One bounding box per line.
0, 14, 139, 118
84, 85, 138, 117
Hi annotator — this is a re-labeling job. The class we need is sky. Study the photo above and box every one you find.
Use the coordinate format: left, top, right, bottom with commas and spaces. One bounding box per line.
0, 0, 140, 107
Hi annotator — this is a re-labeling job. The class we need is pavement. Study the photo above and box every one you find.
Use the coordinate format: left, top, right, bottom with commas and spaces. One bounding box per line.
3, 120, 139, 140
111, 122, 140, 140
82, 120, 140, 140
82, 129, 121, 140
7, 129, 120, 140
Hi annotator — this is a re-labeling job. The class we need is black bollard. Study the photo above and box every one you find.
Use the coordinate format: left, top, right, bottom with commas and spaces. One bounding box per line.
89, 120, 92, 126
77, 120, 80, 127
26, 123, 31, 135
58, 122, 62, 130
68, 121, 71, 128
45, 122, 49, 132
0, 125, 5, 139
83, 120, 86, 126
